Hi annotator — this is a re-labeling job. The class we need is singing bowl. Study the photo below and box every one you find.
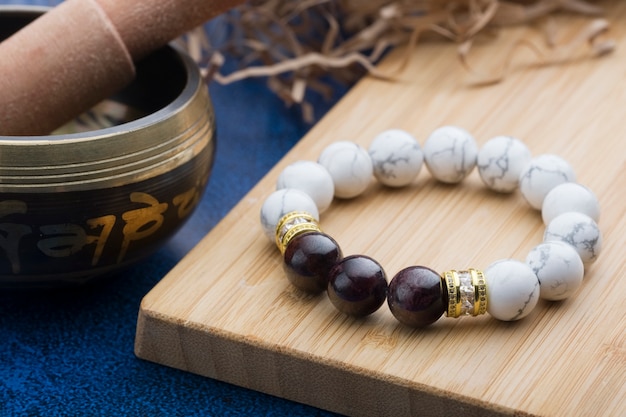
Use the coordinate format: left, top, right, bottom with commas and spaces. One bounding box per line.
0, 6, 216, 287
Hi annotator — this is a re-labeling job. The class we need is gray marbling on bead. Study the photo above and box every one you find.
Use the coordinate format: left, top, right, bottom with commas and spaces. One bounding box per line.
485, 259, 540, 321
477, 136, 532, 193
277, 161, 335, 213
526, 241, 584, 301
318, 141, 373, 199
544, 212, 602, 264
260, 189, 319, 241
422, 126, 478, 184
368, 129, 423, 187
541, 182, 600, 225
519, 154, 576, 210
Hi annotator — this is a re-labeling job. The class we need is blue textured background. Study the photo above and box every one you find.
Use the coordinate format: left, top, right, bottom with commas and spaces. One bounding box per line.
0, 1, 350, 415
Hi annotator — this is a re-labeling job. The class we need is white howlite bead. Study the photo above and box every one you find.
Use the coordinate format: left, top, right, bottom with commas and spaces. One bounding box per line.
422, 125, 478, 184
541, 182, 600, 225
526, 242, 584, 301
544, 212, 602, 264
519, 154, 576, 210
368, 129, 424, 187
485, 259, 540, 321
318, 141, 373, 199
477, 136, 532, 193
260, 189, 319, 241
277, 161, 335, 213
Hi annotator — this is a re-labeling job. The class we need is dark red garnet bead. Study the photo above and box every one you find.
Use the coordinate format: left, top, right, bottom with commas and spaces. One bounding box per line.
327, 255, 388, 317
387, 266, 445, 327
283, 232, 343, 294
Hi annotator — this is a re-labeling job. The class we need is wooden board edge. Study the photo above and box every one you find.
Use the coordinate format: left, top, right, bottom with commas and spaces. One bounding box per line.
135, 304, 528, 417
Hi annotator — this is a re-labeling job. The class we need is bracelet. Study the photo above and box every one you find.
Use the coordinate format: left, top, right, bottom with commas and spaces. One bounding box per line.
260, 126, 602, 327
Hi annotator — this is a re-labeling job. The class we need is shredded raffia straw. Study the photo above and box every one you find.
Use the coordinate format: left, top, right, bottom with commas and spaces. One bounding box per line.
181, 0, 615, 122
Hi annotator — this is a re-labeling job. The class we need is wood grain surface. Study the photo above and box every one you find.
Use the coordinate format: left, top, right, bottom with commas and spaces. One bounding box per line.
135, 4, 626, 416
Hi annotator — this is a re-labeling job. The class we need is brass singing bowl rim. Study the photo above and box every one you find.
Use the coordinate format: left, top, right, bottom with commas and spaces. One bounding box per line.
0, 5, 215, 193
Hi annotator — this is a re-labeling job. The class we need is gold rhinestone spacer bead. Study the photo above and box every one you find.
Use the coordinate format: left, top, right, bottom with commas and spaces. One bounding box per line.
275, 211, 321, 254
441, 268, 487, 318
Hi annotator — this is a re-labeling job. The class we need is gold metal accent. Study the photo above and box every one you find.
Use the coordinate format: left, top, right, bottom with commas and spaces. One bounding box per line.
442, 270, 460, 318
275, 211, 321, 254
441, 268, 487, 318
472, 269, 488, 316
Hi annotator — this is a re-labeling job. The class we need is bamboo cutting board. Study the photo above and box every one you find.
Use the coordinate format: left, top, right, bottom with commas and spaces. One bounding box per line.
135, 5, 626, 416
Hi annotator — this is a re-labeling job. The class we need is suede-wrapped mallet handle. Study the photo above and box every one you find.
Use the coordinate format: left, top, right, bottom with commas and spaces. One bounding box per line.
0, 0, 243, 136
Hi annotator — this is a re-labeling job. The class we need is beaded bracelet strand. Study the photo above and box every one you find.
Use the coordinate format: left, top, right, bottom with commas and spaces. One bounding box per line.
260, 126, 602, 328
